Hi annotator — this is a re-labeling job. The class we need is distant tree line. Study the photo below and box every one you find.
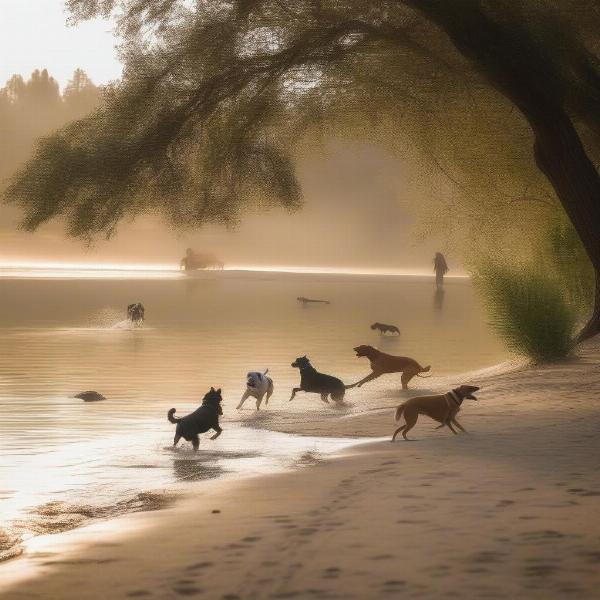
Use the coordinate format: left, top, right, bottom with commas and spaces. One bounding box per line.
0, 68, 101, 183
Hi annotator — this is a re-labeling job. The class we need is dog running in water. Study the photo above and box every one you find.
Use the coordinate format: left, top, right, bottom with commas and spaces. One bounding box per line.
347, 345, 431, 390
371, 322, 400, 335
168, 387, 223, 450
237, 369, 274, 410
290, 356, 345, 405
392, 385, 480, 441
127, 302, 145, 326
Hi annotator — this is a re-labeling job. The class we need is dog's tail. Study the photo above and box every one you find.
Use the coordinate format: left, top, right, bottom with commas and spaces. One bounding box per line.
167, 408, 180, 424
263, 368, 269, 375
395, 403, 406, 422
416, 365, 432, 378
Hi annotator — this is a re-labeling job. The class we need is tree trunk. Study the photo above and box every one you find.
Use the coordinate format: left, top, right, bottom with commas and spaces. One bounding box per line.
576, 274, 600, 342
405, 0, 600, 341
529, 106, 600, 341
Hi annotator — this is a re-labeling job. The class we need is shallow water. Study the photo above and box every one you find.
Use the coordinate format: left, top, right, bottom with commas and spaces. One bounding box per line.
0, 270, 506, 560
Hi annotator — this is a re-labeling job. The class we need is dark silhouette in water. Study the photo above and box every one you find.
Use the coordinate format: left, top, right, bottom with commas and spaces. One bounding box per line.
433, 288, 445, 311
74, 391, 106, 402
127, 302, 145, 325
371, 322, 400, 335
180, 247, 224, 271
289, 356, 345, 405
433, 253, 449, 289
172, 459, 225, 482
168, 388, 223, 451
297, 296, 330, 305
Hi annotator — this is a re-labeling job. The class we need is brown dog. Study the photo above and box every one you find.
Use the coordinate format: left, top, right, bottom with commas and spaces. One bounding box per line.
391, 385, 480, 441
347, 345, 430, 390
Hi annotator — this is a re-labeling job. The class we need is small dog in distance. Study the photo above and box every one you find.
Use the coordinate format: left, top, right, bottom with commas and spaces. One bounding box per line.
371, 322, 400, 335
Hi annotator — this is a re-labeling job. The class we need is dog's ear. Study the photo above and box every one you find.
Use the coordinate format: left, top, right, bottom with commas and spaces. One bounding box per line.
210, 386, 215, 392
216, 388, 221, 394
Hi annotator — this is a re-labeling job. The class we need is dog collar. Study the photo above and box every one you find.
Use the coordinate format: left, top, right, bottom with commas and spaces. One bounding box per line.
447, 389, 462, 406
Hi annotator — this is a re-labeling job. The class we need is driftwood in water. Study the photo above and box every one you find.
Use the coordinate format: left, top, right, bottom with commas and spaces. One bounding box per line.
297, 296, 330, 305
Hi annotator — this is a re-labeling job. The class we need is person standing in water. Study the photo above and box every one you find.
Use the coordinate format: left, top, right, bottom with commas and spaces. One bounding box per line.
433, 252, 449, 289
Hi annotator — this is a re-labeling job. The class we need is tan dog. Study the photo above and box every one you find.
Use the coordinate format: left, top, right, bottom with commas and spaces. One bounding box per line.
391, 385, 480, 441
347, 345, 431, 390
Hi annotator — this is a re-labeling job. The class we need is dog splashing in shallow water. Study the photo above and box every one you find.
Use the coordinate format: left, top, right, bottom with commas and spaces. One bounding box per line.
347, 345, 430, 390
168, 387, 223, 450
290, 356, 345, 405
237, 370, 274, 411
127, 302, 145, 326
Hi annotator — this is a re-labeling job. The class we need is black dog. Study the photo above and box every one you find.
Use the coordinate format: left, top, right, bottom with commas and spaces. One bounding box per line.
371, 322, 400, 335
168, 387, 223, 450
127, 302, 145, 325
290, 356, 345, 405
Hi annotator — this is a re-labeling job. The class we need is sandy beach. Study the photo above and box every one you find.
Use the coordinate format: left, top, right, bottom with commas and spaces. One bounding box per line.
1, 338, 600, 599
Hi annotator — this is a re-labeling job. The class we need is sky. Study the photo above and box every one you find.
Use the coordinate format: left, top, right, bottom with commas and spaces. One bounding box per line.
0, 0, 122, 90
0, 1, 450, 274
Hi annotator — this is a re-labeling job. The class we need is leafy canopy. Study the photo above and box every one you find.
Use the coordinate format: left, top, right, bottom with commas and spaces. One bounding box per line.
6, 0, 600, 240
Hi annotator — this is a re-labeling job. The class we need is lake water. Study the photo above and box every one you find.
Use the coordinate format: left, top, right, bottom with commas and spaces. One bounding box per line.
0, 269, 507, 561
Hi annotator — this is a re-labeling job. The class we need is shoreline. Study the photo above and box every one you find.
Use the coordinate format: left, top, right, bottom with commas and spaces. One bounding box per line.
2, 340, 600, 598
0, 428, 368, 567
0, 265, 469, 281
238, 356, 530, 438
0, 270, 502, 578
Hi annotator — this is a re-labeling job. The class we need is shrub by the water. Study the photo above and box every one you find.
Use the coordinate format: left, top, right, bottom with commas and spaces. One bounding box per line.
546, 219, 595, 316
473, 262, 577, 362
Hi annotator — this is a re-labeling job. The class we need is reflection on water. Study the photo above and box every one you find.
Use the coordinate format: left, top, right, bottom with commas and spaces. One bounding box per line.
0, 422, 361, 562
433, 288, 445, 312
172, 459, 227, 482
0, 271, 506, 561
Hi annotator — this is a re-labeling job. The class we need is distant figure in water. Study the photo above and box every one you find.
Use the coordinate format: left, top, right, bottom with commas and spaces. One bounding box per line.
297, 296, 330, 305
127, 302, 145, 326
180, 247, 198, 271
433, 252, 449, 289
180, 247, 224, 271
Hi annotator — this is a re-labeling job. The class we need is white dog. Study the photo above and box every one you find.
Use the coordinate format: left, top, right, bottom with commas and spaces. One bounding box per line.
236, 369, 274, 410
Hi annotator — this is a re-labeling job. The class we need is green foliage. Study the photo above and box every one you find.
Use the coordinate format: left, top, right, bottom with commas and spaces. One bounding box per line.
6, 0, 600, 242
473, 261, 578, 362
545, 218, 595, 315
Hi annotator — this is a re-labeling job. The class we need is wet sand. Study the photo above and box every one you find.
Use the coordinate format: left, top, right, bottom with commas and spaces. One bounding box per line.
2, 340, 600, 599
